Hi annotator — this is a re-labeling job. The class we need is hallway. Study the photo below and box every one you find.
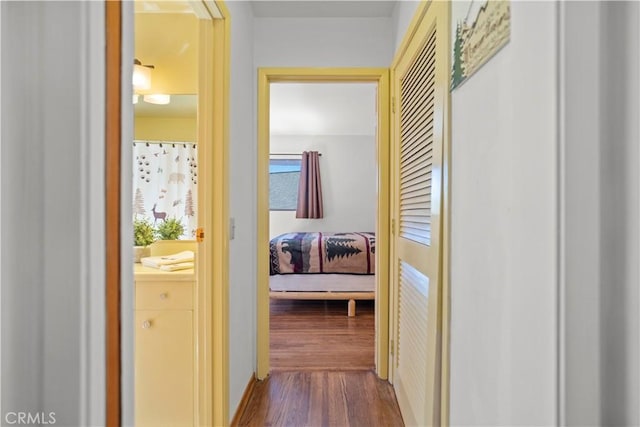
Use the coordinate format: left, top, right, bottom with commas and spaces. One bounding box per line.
2, 1, 639, 426
237, 300, 403, 426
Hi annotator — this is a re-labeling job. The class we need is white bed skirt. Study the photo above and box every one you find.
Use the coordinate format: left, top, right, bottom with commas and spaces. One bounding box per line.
269, 274, 375, 293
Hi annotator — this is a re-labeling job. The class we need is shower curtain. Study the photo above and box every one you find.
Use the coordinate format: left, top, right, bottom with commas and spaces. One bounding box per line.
133, 141, 197, 239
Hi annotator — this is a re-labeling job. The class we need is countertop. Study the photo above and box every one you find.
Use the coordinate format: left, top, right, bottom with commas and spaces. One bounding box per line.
134, 263, 195, 282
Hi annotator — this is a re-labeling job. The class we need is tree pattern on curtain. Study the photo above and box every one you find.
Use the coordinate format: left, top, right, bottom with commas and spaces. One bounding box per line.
133, 141, 197, 239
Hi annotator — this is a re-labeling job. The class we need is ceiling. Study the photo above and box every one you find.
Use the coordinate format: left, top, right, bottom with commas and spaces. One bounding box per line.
134, 0, 385, 125
134, 0, 195, 14
251, 0, 397, 18
270, 83, 377, 136
135, 0, 397, 18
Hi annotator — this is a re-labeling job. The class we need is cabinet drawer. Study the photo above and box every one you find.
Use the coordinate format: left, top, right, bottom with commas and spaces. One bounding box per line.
135, 282, 193, 310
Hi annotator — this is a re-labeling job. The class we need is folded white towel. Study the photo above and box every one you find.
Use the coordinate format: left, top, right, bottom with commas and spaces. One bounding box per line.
141, 251, 194, 268
159, 262, 194, 272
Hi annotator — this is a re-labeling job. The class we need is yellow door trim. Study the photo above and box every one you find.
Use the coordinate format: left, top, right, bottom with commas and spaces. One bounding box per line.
257, 67, 391, 380
197, 1, 230, 426
390, 2, 451, 425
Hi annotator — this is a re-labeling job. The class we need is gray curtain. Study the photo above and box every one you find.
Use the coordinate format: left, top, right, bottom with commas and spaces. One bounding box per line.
296, 151, 324, 218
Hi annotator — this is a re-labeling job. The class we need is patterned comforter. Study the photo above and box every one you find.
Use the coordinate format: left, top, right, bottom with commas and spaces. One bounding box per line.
269, 232, 375, 275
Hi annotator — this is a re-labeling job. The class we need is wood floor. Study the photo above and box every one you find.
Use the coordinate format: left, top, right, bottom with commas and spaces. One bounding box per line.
270, 299, 375, 370
235, 299, 404, 426
236, 370, 404, 427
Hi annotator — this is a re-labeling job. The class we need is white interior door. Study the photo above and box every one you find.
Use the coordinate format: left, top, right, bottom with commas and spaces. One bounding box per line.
390, 2, 448, 426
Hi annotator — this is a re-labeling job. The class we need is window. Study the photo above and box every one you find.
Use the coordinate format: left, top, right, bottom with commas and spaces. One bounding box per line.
269, 158, 301, 210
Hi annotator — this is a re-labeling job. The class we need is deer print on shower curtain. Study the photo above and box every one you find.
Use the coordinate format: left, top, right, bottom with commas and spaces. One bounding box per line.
133, 141, 198, 238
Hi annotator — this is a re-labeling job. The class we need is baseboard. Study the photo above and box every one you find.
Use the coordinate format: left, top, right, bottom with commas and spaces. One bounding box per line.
230, 373, 257, 426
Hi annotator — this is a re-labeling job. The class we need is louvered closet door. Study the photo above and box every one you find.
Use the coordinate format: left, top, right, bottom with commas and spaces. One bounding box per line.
391, 1, 447, 426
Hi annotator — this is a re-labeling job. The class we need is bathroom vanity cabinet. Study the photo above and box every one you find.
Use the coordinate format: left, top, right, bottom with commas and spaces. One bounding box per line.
134, 264, 195, 426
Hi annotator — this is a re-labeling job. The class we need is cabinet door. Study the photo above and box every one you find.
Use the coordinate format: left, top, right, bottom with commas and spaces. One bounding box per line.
135, 310, 194, 426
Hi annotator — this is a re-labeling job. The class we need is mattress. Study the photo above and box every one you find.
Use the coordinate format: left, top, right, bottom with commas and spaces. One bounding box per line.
269, 273, 375, 293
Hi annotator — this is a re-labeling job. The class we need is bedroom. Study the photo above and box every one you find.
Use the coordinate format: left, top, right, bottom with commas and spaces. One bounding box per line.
267, 81, 379, 370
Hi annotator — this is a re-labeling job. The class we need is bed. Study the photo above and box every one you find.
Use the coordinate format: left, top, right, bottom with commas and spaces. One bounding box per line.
269, 232, 375, 316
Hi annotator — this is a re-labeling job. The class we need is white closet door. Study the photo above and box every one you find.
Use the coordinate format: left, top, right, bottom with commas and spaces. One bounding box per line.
390, 1, 448, 425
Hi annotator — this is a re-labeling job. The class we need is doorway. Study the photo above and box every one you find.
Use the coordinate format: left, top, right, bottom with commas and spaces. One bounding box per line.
256, 68, 391, 379
268, 82, 378, 370
108, 0, 230, 425
132, 5, 200, 427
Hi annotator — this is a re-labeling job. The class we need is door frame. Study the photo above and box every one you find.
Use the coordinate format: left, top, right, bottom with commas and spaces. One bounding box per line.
256, 68, 391, 379
389, 1, 451, 424
105, 2, 122, 424
106, 1, 230, 425
194, 2, 231, 426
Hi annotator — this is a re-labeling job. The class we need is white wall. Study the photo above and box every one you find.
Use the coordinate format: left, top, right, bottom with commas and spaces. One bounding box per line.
226, 0, 257, 418
391, 0, 420, 52
269, 135, 376, 238
560, 2, 602, 424
561, 2, 640, 425
1, 2, 106, 425
254, 17, 394, 67
1, 3, 43, 418
449, 2, 558, 425
392, 1, 559, 425
597, 2, 639, 424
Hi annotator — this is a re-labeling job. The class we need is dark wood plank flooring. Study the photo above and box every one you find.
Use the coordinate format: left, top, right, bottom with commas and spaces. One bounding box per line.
235, 300, 403, 426
236, 370, 404, 427
270, 299, 375, 370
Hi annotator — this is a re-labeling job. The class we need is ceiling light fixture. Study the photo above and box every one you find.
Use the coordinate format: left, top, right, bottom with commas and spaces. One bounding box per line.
143, 94, 171, 105
133, 58, 153, 91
